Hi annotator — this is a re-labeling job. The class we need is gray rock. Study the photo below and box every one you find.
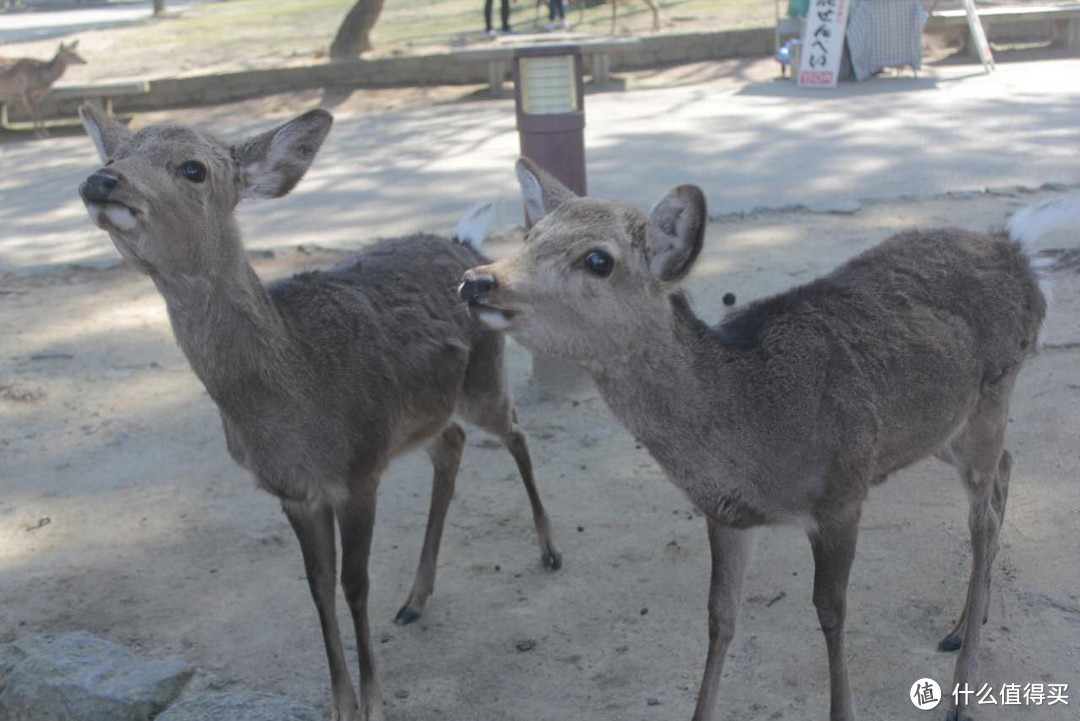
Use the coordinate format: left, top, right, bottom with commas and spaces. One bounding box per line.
155, 692, 323, 721
0, 631, 193, 721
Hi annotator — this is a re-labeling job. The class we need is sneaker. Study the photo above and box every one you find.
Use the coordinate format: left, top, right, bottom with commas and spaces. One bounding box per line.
545, 22, 555, 31
561, 19, 569, 29
486, 28, 497, 37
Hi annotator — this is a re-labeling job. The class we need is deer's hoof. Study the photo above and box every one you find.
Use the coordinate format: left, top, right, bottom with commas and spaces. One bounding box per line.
542, 551, 562, 571
937, 633, 962, 652
393, 606, 421, 626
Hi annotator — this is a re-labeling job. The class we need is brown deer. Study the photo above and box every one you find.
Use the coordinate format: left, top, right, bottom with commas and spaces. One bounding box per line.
0, 40, 85, 135
76, 109, 561, 721
458, 159, 1072, 721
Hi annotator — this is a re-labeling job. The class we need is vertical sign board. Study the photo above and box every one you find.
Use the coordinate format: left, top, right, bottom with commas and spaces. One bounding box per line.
963, 0, 995, 73
797, 0, 851, 88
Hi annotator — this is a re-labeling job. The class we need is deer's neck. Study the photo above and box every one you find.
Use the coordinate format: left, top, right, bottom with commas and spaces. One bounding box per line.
151, 232, 294, 416
43, 54, 69, 86
589, 294, 741, 484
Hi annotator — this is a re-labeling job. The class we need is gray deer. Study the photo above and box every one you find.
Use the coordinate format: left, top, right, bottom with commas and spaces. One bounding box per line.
76, 108, 561, 721
0, 40, 85, 135
458, 159, 1074, 721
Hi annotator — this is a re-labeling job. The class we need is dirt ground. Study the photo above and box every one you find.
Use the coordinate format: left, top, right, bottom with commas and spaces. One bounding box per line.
2, 185, 1078, 720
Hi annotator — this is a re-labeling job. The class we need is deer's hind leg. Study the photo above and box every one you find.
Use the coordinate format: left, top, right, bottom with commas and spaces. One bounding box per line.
937, 447, 1012, 654
459, 332, 561, 570
935, 371, 1018, 721
395, 422, 466, 625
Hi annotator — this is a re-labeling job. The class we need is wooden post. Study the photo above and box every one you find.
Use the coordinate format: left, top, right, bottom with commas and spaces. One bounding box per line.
513, 47, 594, 400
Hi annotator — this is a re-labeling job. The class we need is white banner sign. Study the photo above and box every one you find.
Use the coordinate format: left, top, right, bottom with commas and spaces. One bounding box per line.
798, 0, 851, 88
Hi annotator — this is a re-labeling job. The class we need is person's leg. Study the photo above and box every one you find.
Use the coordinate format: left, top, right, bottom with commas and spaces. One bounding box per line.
501, 0, 511, 31
484, 0, 494, 32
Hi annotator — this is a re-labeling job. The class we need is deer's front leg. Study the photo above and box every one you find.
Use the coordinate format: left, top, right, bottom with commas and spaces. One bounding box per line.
338, 482, 385, 721
691, 519, 756, 721
283, 499, 359, 721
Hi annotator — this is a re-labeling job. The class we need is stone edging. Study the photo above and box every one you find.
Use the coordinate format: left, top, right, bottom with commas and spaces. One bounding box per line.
79, 28, 774, 113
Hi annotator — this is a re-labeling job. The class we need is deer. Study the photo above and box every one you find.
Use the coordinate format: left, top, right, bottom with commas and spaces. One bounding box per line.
75, 108, 561, 721
0, 40, 85, 135
533, 0, 660, 32
458, 159, 1076, 721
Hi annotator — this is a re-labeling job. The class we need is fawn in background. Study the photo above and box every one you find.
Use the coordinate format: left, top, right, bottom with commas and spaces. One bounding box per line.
0, 41, 85, 135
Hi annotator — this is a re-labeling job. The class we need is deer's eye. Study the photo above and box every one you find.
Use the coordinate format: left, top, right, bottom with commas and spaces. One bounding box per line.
582, 250, 614, 278
178, 161, 207, 183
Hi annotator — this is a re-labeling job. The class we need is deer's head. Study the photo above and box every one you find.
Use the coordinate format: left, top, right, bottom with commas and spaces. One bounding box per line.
78, 107, 332, 275
58, 41, 87, 66
460, 158, 707, 364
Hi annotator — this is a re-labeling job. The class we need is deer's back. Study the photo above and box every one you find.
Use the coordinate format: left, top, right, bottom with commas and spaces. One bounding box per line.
249, 234, 490, 496
0, 61, 31, 96
705, 227, 1045, 495
0, 59, 47, 93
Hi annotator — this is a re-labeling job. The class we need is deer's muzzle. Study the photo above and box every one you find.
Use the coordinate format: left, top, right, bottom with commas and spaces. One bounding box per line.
80, 170, 121, 203
458, 270, 497, 303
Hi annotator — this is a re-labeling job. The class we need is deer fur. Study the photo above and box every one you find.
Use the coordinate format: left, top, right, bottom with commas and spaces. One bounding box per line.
0, 41, 85, 134
458, 158, 1067, 721
76, 109, 560, 721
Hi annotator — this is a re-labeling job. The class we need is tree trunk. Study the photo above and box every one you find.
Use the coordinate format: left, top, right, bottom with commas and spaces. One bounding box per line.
152, 0, 165, 16
330, 0, 386, 61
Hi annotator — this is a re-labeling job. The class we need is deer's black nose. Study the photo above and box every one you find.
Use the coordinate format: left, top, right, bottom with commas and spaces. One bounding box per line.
459, 270, 497, 302
80, 170, 120, 203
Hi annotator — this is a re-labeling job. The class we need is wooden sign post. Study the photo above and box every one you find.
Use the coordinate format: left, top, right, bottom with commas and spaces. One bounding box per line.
797, 0, 851, 88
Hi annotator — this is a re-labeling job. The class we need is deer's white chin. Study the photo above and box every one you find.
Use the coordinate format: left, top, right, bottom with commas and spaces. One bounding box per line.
86, 202, 138, 233
468, 301, 518, 331
475, 308, 513, 331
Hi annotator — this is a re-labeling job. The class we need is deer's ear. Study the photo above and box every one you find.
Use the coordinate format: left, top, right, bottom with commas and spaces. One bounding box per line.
79, 104, 131, 162
515, 157, 577, 227
646, 185, 707, 283
233, 109, 333, 200
68, 40, 79, 50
